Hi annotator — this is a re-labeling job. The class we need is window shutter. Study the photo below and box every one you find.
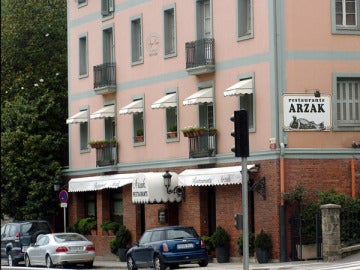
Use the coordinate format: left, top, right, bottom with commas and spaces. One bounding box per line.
102, 0, 109, 16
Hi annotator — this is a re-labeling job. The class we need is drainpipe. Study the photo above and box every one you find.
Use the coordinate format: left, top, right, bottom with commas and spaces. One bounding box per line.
351, 159, 355, 198
280, 143, 287, 262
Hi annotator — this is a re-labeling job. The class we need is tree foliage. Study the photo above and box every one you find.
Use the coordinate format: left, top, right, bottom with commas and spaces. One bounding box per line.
1, 0, 68, 221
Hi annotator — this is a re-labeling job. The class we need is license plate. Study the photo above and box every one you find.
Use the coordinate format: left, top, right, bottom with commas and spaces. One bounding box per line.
69, 246, 84, 251
177, 243, 194, 249
22, 246, 29, 252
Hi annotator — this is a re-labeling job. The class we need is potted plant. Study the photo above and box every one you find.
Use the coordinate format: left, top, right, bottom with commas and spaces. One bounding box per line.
101, 220, 120, 236
181, 126, 195, 137
193, 126, 206, 136
74, 217, 97, 235
237, 232, 255, 257
209, 127, 217, 136
110, 225, 131, 262
210, 226, 230, 263
254, 229, 272, 263
135, 129, 144, 142
167, 124, 178, 138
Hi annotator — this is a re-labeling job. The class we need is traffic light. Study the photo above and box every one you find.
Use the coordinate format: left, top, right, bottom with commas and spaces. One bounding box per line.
230, 110, 249, 157
234, 213, 242, 230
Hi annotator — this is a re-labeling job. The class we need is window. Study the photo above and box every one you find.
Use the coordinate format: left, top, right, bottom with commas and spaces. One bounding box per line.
79, 34, 88, 77
78, 0, 87, 7
133, 110, 144, 144
333, 75, 360, 130
163, 5, 177, 57
111, 190, 123, 224
131, 16, 143, 64
237, 0, 253, 40
103, 26, 114, 64
102, 0, 114, 17
80, 120, 89, 151
332, 0, 360, 34
238, 76, 255, 131
85, 192, 96, 217
166, 106, 178, 140
196, 0, 212, 39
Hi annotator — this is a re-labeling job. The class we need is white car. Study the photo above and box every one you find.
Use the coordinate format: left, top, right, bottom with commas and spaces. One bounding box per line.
24, 232, 95, 268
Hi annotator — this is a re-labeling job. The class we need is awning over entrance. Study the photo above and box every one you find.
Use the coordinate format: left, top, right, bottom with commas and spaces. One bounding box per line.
178, 165, 255, 186
119, 100, 143, 115
90, 105, 115, 119
151, 93, 177, 109
183, 88, 213, 106
132, 172, 182, 203
224, 78, 253, 97
68, 174, 135, 192
66, 110, 88, 124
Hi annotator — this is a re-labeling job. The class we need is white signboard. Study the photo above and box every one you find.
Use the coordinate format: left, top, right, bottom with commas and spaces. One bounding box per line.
283, 94, 331, 131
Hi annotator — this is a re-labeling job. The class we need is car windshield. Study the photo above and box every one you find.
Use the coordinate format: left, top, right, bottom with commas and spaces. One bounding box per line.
166, 227, 198, 240
54, 234, 86, 242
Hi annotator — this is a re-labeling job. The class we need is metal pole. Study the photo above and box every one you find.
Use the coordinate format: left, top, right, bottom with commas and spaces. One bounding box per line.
63, 207, 67, 233
242, 157, 249, 270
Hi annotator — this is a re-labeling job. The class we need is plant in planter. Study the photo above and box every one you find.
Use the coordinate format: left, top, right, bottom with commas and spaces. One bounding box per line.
209, 127, 217, 136
89, 140, 109, 149
167, 124, 178, 138
181, 126, 195, 137
193, 126, 206, 136
201, 235, 214, 258
135, 129, 144, 142
101, 220, 120, 235
110, 225, 131, 262
210, 226, 230, 263
237, 232, 255, 257
254, 229, 272, 263
74, 217, 97, 235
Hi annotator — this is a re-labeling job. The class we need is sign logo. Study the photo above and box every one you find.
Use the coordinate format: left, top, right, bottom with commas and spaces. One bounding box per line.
283, 94, 331, 131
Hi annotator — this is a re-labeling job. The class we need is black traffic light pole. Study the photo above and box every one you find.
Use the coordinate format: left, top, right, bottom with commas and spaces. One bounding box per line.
231, 110, 250, 270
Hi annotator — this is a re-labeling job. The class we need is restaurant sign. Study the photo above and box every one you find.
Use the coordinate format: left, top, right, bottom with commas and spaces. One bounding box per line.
283, 94, 331, 131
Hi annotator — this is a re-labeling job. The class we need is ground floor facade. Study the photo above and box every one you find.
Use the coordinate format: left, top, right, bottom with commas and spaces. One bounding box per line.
63, 156, 360, 261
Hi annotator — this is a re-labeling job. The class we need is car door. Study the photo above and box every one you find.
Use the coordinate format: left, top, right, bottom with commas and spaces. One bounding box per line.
131, 231, 156, 267
28, 235, 49, 266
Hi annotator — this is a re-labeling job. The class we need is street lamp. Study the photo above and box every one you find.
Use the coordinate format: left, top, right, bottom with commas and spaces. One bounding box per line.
53, 180, 61, 192
162, 171, 184, 198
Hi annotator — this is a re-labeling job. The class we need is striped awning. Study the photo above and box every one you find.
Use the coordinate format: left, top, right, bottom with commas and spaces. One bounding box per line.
90, 105, 115, 119
183, 88, 213, 105
119, 100, 143, 114
224, 78, 253, 96
66, 110, 88, 124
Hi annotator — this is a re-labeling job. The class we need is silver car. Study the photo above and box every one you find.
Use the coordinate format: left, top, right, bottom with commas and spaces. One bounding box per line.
24, 233, 95, 268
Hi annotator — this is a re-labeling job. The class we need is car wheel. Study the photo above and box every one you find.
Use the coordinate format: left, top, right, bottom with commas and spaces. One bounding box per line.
154, 255, 166, 270
7, 253, 18, 267
84, 261, 93, 268
199, 258, 208, 267
46, 255, 54, 268
25, 254, 32, 267
126, 256, 138, 270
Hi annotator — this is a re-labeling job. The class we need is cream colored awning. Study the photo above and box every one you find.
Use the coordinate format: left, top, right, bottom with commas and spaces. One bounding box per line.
119, 100, 143, 114
132, 172, 182, 203
178, 165, 255, 186
151, 93, 177, 109
90, 105, 115, 119
68, 174, 135, 192
183, 88, 213, 106
224, 78, 253, 96
66, 111, 88, 124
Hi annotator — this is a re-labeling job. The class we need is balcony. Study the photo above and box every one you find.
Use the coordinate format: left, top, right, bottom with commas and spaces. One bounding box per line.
93, 62, 116, 95
186, 131, 217, 158
90, 141, 118, 167
185, 38, 215, 75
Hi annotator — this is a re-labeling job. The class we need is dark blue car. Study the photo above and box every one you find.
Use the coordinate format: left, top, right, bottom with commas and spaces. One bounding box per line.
126, 225, 208, 270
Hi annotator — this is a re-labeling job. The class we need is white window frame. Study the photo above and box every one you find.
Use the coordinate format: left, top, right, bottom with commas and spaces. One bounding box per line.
332, 73, 360, 131
132, 96, 145, 145
79, 106, 90, 152
237, 0, 254, 40
130, 15, 144, 65
78, 33, 88, 78
163, 4, 177, 58
165, 89, 179, 142
196, 0, 213, 39
102, 24, 115, 64
331, 0, 360, 34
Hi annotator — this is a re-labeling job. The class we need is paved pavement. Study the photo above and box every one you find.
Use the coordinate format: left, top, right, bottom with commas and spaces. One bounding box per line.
92, 251, 360, 270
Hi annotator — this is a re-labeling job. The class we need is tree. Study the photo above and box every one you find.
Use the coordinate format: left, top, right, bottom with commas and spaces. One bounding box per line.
1, 0, 68, 221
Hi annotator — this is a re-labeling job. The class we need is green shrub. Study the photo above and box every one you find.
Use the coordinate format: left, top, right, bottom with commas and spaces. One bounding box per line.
254, 229, 272, 252
110, 225, 131, 255
210, 226, 230, 248
73, 217, 96, 235
237, 233, 255, 256
101, 220, 120, 232
201, 235, 214, 254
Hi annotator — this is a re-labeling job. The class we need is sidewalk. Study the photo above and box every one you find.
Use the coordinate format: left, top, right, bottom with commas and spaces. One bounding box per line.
93, 251, 360, 269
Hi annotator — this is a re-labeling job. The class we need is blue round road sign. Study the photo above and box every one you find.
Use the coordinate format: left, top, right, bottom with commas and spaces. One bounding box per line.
59, 190, 69, 203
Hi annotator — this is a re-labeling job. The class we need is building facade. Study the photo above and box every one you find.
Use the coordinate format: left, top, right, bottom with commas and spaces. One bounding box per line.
64, 0, 360, 260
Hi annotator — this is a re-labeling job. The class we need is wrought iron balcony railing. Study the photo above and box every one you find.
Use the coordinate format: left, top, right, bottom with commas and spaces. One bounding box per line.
185, 38, 215, 75
187, 131, 217, 158
93, 62, 116, 94
95, 142, 118, 167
